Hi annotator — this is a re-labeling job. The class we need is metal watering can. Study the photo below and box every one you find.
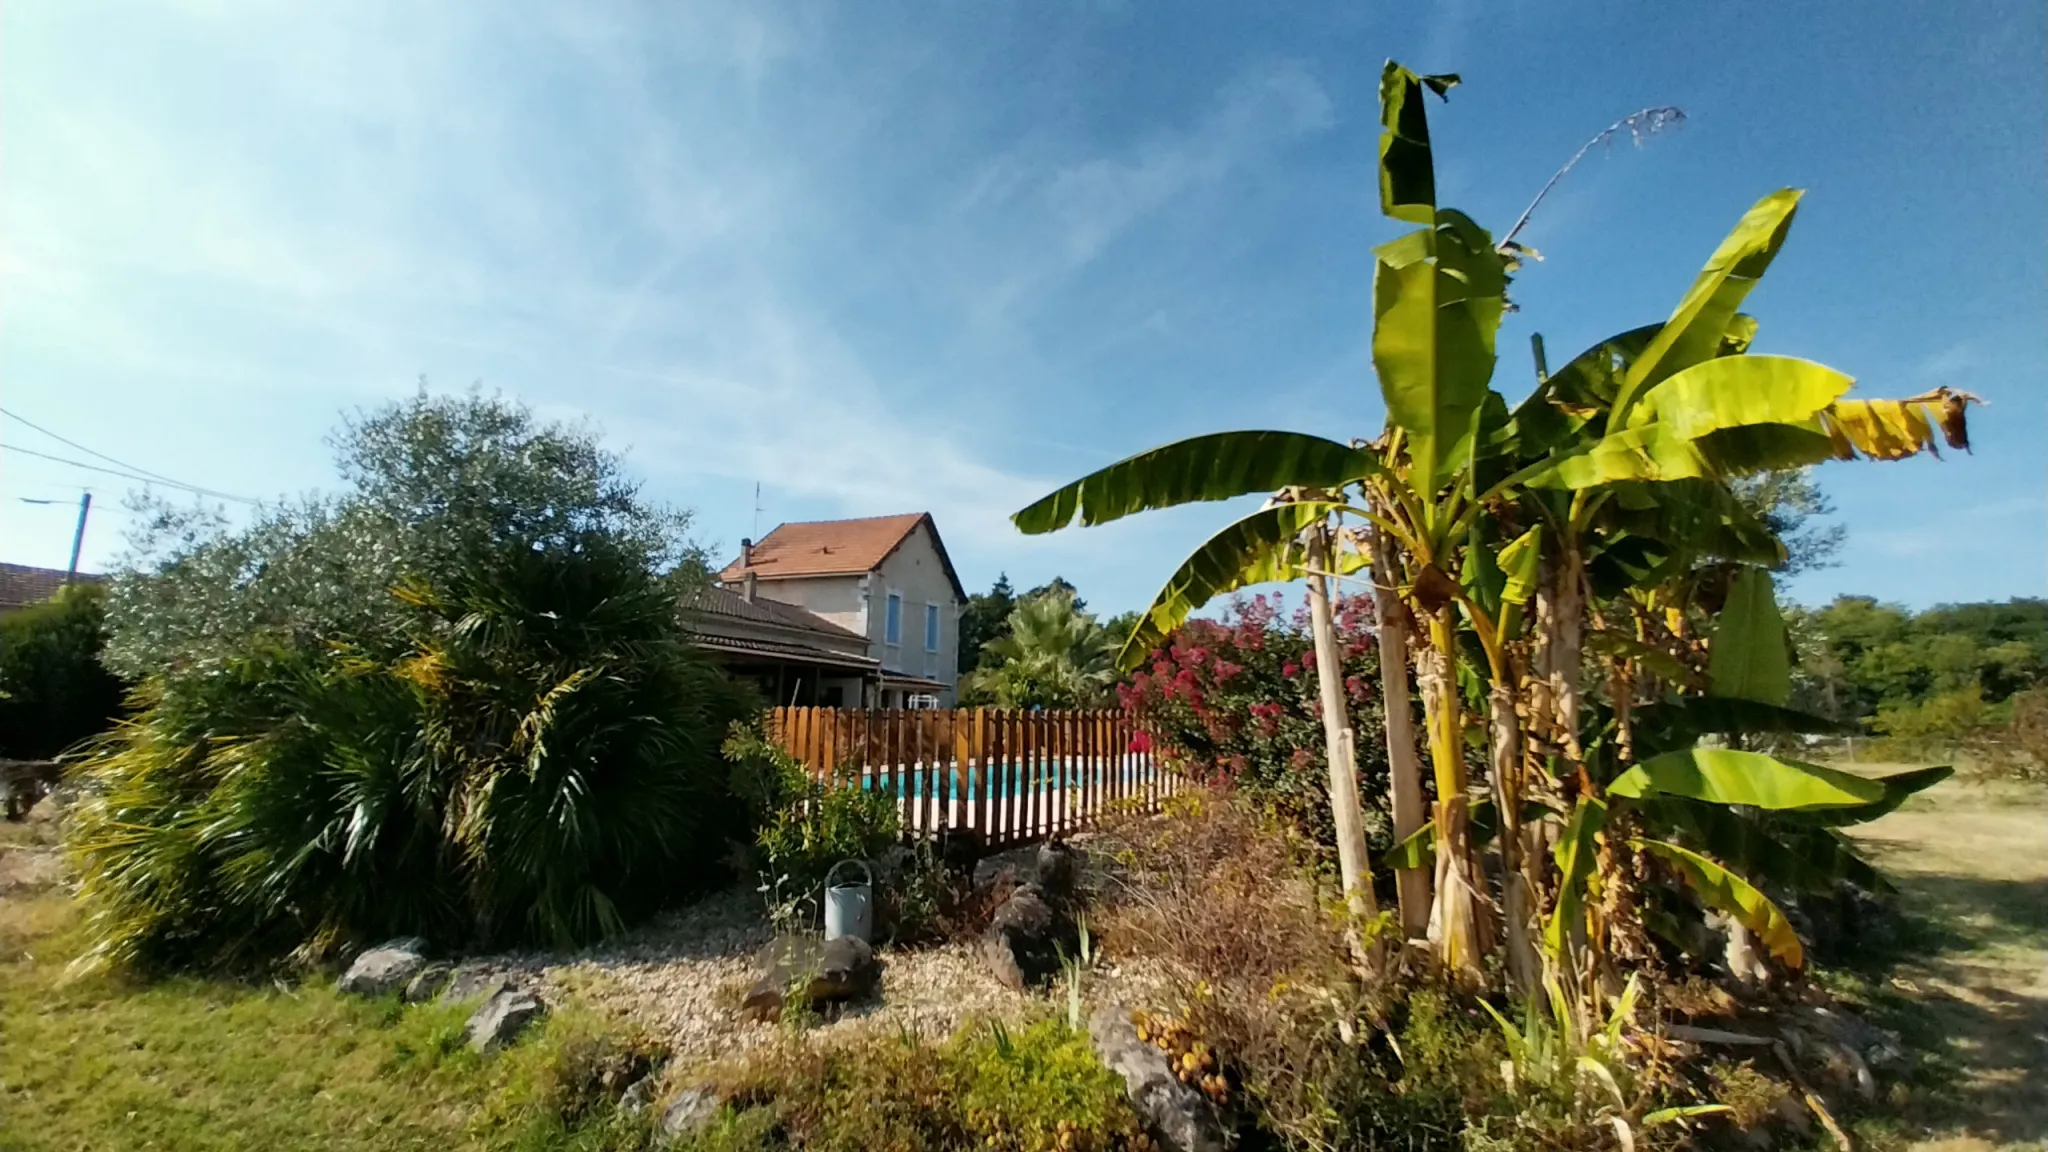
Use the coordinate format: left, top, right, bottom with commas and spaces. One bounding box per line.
823, 859, 873, 943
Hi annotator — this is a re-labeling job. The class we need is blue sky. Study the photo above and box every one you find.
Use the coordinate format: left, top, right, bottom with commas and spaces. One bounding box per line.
3, 0, 2042, 615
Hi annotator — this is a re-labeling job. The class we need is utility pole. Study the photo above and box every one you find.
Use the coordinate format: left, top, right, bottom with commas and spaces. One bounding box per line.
65, 492, 91, 583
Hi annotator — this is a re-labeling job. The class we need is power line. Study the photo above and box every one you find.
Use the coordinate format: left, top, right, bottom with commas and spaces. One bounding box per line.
0, 405, 192, 488
0, 442, 260, 505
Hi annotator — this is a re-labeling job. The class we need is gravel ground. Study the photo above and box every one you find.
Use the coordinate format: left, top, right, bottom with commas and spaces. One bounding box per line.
454, 840, 1179, 1071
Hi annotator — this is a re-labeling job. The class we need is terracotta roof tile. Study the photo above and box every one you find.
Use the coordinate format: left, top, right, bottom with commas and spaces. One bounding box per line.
717, 513, 922, 578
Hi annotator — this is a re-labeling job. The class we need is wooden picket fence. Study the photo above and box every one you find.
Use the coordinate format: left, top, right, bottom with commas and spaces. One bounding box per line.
767, 707, 1180, 846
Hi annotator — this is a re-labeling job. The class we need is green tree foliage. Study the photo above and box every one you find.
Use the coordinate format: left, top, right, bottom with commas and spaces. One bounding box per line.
0, 583, 128, 760
957, 574, 1017, 674
1791, 596, 2048, 724
69, 391, 754, 971
958, 588, 1116, 710
1729, 468, 1844, 578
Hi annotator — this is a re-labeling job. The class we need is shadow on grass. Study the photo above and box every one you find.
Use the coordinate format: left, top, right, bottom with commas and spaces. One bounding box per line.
1818, 869, 2048, 1146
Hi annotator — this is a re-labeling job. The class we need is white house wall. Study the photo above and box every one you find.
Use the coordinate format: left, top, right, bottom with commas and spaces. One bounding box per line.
747, 576, 868, 638
873, 522, 961, 697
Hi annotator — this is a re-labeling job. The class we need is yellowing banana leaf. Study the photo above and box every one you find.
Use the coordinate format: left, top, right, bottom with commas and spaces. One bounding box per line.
1637, 356, 1855, 439
1710, 567, 1791, 705
1611, 189, 1803, 422
1820, 388, 1983, 462
1584, 629, 1702, 688
1116, 501, 1345, 669
1607, 748, 1885, 811
1377, 61, 1460, 225
1634, 837, 1804, 968
1011, 431, 1382, 535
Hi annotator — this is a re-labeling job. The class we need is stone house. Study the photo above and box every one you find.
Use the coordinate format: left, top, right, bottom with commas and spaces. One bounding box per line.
714, 513, 965, 708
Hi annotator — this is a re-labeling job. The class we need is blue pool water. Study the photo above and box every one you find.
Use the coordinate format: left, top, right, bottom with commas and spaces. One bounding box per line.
860, 763, 1145, 802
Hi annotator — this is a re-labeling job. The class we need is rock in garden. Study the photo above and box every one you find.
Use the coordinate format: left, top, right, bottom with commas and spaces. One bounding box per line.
980, 883, 1070, 992
1088, 1001, 1228, 1152
1031, 841, 1082, 902
739, 934, 881, 1020
659, 1087, 720, 1141
439, 964, 511, 1004
618, 1076, 655, 1117
466, 985, 545, 1051
403, 962, 453, 1004
936, 827, 986, 882
337, 938, 429, 996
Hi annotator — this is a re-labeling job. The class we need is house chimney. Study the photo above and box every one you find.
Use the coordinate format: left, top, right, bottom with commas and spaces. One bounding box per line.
740, 538, 757, 603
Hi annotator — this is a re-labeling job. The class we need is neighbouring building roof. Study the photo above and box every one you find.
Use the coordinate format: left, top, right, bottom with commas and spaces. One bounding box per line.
685, 582, 865, 640
683, 583, 880, 673
718, 512, 966, 601
0, 562, 104, 611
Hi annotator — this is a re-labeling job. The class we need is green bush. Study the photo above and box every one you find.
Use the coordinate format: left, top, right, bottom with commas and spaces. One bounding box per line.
724, 723, 900, 927
67, 392, 757, 971
685, 1016, 1148, 1152
0, 582, 127, 760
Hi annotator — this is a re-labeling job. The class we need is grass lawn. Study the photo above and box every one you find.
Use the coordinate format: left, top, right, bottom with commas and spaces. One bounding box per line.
1829, 765, 2048, 1152
0, 814, 647, 1152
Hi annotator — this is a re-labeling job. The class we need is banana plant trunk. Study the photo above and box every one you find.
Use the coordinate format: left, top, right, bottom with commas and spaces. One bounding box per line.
1488, 682, 1540, 993
1305, 527, 1380, 935
1418, 605, 1487, 980
1368, 526, 1432, 937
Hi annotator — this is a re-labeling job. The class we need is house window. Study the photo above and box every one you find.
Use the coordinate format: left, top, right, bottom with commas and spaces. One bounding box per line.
885, 592, 902, 646
925, 603, 941, 653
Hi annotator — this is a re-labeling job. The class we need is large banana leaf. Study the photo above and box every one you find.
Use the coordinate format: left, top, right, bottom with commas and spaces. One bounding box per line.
1530, 423, 1712, 489
1373, 213, 1509, 492
1116, 501, 1346, 668
1607, 479, 1788, 568
1610, 189, 1803, 422
1641, 798, 1893, 895
1777, 765, 1953, 827
1607, 748, 1884, 810
1709, 568, 1791, 705
1635, 837, 1805, 968
1377, 61, 1460, 225
1632, 696, 1857, 758
1635, 356, 1855, 439
1011, 431, 1381, 534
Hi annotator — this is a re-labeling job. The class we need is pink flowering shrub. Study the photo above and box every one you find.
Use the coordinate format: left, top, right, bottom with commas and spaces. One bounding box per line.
1118, 592, 1393, 854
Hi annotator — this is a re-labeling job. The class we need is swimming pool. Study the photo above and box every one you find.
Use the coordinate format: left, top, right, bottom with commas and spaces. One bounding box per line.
860, 762, 1148, 802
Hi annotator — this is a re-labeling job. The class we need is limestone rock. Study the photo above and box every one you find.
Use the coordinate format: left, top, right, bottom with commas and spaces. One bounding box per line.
403, 962, 453, 1004
466, 985, 545, 1051
1088, 1001, 1229, 1152
439, 964, 511, 1005
619, 1076, 655, 1117
337, 938, 428, 997
659, 1087, 721, 1142
739, 934, 880, 1020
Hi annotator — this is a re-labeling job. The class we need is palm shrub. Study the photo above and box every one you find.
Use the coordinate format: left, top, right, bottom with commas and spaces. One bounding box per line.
69, 392, 754, 971
959, 588, 1118, 709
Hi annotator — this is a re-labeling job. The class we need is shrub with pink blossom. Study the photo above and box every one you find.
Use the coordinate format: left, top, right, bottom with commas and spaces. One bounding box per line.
1118, 592, 1396, 856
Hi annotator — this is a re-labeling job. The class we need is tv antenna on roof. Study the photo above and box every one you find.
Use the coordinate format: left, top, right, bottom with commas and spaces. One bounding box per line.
752, 482, 764, 541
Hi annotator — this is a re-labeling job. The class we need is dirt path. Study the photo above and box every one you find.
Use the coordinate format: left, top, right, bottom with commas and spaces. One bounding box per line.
1842, 773, 2048, 1151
